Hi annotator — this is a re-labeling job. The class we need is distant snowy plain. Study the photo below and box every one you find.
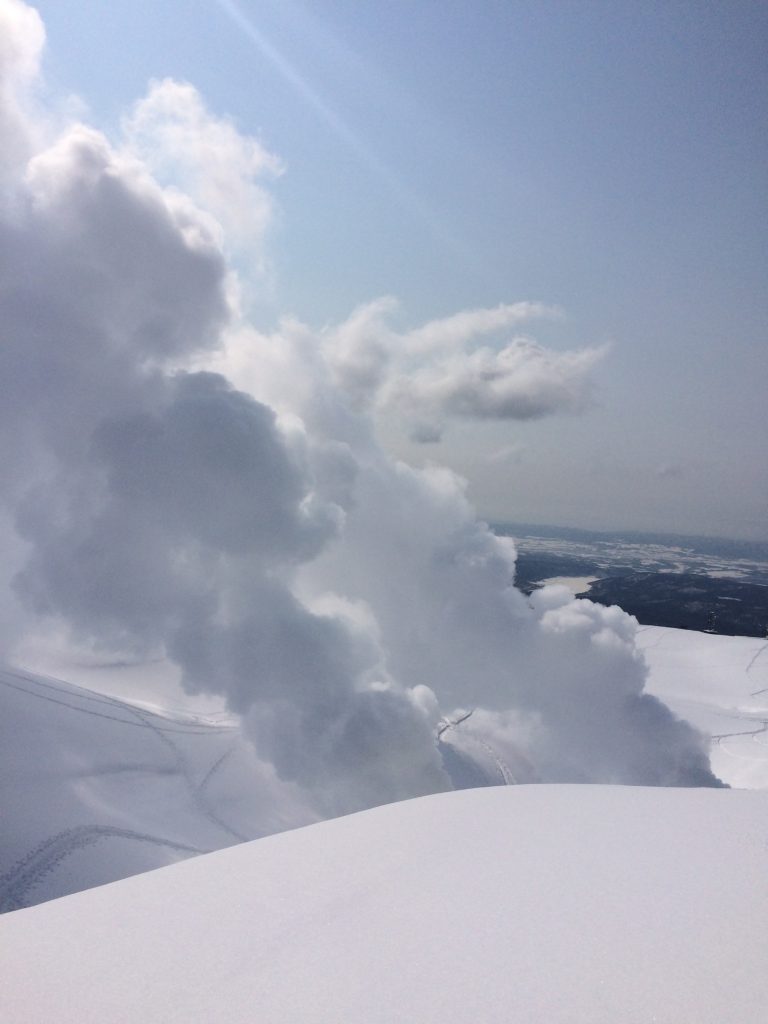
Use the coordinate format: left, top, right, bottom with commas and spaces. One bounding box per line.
1, 624, 767, 1022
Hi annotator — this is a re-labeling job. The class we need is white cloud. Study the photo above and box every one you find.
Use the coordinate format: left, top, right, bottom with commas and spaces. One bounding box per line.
124, 77, 281, 263
324, 296, 398, 409
405, 300, 561, 356
389, 337, 606, 422
319, 298, 606, 439
0, 2, 723, 823
0, 0, 45, 178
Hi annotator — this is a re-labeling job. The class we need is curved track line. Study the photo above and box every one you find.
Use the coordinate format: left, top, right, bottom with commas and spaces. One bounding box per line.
120, 705, 249, 844
746, 640, 768, 675
438, 712, 517, 785
1, 671, 249, 855
0, 670, 231, 734
0, 826, 207, 913
198, 747, 236, 796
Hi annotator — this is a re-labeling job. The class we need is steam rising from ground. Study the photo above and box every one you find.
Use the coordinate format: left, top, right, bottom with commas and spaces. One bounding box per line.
0, 1, 722, 817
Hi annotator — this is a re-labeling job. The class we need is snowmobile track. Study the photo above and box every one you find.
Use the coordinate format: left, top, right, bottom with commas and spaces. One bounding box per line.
0, 669, 229, 734
0, 826, 207, 913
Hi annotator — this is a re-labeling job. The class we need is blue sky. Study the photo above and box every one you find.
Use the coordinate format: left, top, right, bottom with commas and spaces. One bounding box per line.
31, 0, 767, 539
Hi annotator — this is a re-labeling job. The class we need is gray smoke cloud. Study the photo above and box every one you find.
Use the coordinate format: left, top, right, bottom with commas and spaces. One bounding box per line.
0, 2, 722, 822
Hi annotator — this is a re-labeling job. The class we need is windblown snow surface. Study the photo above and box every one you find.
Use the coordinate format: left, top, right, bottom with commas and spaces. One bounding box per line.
1, 625, 767, 1022
1, 785, 766, 1024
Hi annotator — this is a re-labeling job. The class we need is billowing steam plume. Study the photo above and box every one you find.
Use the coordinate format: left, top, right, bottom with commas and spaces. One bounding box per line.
0, 1, 721, 819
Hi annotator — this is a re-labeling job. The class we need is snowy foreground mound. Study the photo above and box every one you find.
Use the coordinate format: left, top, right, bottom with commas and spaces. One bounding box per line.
2, 784, 767, 1024
1, 625, 766, 912
2, 627, 767, 1021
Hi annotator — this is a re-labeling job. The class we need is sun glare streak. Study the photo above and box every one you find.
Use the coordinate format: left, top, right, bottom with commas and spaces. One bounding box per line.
212, 0, 473, 263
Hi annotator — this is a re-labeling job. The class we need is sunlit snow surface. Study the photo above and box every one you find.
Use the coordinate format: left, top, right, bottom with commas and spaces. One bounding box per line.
638, 626, 768, 790
2, 785, 767, 1024
2, 627, 768, 1021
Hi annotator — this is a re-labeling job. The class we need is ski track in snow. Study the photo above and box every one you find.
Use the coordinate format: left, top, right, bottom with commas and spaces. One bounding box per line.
746, 640, 768, 695
0, 827, 208, 913
438, 713, 517, 785
712, 724, 768, 741
456, 728, 517, 785
746, 640, 768, 675
0, 670, 249, 908
125, 704, 249, 844
637, 628, 673, 651
0, 668, 231, 733
197, 748, 236, 797
66, 762, 178, 779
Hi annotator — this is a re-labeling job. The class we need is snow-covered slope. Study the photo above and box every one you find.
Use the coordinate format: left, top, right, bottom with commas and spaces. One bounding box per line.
0, 665, 317, 912
638, 626, 768, 789
2, 625, 766, 912
2, 629, 767, 1021
2, 784, 766, 1024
